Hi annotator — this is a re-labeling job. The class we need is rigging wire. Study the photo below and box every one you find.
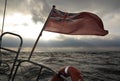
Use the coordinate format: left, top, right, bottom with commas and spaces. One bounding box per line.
0, 0, 7, 69
1, 0, 7, 34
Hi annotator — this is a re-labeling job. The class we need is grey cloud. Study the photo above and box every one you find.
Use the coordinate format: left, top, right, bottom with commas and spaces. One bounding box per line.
1, 0, 120, 23
38, 35, 120, 48
29, 0, 120, 23
1, 34, 120, 51
0, 0, 30, 15
3, 35, 120, 47
48, 0, 120, 13
0, 0, 6, 14
29, 0, 51, 23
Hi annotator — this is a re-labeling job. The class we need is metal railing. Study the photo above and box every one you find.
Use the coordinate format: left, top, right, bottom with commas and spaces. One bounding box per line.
0, 32, 23, 81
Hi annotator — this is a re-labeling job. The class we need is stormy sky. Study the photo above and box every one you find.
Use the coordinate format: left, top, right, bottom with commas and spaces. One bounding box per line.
0, 0, 120, 51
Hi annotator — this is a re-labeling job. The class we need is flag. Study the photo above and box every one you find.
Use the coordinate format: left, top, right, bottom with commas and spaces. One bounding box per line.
44, 8, 108, 36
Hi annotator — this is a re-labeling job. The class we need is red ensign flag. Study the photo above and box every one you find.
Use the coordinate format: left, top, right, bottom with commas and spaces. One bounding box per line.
44, 9, 108, 36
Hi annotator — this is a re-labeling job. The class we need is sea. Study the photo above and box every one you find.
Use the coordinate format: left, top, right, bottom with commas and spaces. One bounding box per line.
0, 50, 120, 81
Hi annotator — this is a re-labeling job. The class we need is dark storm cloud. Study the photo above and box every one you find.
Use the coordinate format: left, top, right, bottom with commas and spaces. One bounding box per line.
1, 35, 120, 47
0, 0, 50, 23
28, 0, 120, 23
48, 0, 120, 14
1, 0, 120, 22
0, 0, 9, 15
28, 0, 51, 23
0, 0, 46, 25
38, 36, 120, 48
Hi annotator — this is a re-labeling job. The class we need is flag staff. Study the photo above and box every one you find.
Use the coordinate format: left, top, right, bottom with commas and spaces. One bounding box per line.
28, 5, 56, 60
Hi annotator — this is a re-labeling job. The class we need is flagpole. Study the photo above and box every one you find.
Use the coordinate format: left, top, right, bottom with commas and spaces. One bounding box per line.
28, 5, 55, 60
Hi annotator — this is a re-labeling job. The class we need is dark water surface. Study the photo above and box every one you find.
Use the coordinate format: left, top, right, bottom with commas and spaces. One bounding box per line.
0, 51, 120, 81
29, 51, 120, 81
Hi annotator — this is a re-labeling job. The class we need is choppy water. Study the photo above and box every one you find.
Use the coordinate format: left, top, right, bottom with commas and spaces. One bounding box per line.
0, 51, 120, 81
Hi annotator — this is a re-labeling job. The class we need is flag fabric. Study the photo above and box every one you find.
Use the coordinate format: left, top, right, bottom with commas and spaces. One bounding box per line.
44, 8, 108, 36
